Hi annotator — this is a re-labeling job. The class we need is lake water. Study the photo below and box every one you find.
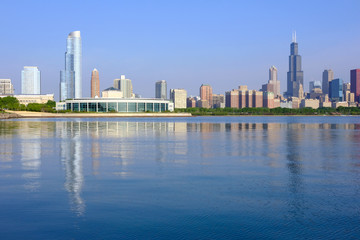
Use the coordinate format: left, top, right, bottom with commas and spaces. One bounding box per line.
0, 116, 360, 239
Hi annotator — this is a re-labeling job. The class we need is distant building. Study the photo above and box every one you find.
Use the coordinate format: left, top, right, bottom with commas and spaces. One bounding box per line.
102, 87, 123, 98
60, 31, 82, 101
91, 69, 100, 98
0, 79, 14, 95
286, 32, 304, 98
309, 80, 321, 92
225, 90, 239, 108
329, 78, 343, 101
212, 94, 225, 108
252, 91, 263, 108
322, 69, 334, 95
113, 75, 133, 98
187, 97, 196, 108
351, 69, 360, 102
21, 66, 41, 94
155, 80, 167, 99
64, 98, 173, 112
300, 99, 319, 109
197, 99, 210, 108
263, 92, 275, 108
170, 88, 187, 109
200, 84, 213, 108
0, 94, 54, 106
262, 66, 280, 97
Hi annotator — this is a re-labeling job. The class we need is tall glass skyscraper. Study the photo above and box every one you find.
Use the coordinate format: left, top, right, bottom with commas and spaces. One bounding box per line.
21, 66, 41, 94
155, 80, 167, 99
286, 32, 304, 98
60, 31, 82, 101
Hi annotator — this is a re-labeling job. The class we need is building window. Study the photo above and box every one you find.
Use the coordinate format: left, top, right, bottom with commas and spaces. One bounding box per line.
118, 102, 127, 112
89, 102, 97, 112
80, 103, 88, 112
108, 102, 117, 112
98, 102, 106, 112
146, 103, 153, 112
154, 103, 160, 112
128, 102, 137, 112
161, 103, 165, 112
73, 103, 79, 111
138, 103, 145, 112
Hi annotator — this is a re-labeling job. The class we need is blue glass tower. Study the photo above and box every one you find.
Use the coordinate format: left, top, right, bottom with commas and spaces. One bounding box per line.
60, 31, 82, 101
286, 32, 304, 98
329, 78, 343, 101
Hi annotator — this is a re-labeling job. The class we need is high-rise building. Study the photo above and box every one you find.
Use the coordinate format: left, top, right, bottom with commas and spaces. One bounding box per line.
212, 94, 225, 108
309, 81, 321, 92
60, 31, 82, 101
113, 75, 133, 98
262, 66, 280, 97
200, 84, 213, 108
351, 69, 360, 102
0, 79, 14, 95
170, 89, 187, 109
155, 80, 167, 99
322, 69, 334, 95
21, 66, 41, 94
329, 78, 343, 101
286, 32, 304, 98
91, 69, 100, 98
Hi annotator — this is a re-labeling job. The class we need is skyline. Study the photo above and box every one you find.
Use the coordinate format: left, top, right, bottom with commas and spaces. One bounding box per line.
1, 0, 360, 100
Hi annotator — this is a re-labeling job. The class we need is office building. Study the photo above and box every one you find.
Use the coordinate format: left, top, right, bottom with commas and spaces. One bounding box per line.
155, 80, 167, 99
262, 66, 280, 97
113, 75, 133, 98
351, 69, 360, 102
329, 78, 343, 101
170, 89, 187, 109
102, 87, 123, 98
309, 81, 321, 92
91, 69, 100, 98
0, 79, 14, 95
212, 94, 225, 108
286, 32, 304, 98
187, 97, 197, 108
252, 91, 263, 108
200, 84, 213, 108
21, 66, 41, 94
60, 31, 82, 101
322, 69, 334, 95
225, 90, 239, 108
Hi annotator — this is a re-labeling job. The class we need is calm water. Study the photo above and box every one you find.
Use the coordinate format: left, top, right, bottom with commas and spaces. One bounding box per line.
1, 116, 360, 239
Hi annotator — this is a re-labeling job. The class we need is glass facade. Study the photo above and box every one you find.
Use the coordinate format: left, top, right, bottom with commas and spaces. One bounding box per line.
65, 100, 170, 113
60, 31, 82, 101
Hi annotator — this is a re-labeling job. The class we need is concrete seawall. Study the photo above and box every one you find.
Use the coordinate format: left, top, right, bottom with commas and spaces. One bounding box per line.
5, 111, 192, 118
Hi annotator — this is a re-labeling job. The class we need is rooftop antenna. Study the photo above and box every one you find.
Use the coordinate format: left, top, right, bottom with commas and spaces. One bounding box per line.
294, 31, 297, 43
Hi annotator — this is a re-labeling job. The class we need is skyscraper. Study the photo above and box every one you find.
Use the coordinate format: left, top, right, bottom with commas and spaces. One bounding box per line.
329, 78, 343, 101
200, 84, 213, 108
322, 69, 334, 95
350, 69, 360, 102
170, 89, 187, 109
113, 75, 133, 98
91, 69, 100, 98
155, 80, 167, 99
21, 66, 41, 94
60, 31, 82, 101
0, 79, 14, 95
286, 32, 304, 98
262, 66, 280, 97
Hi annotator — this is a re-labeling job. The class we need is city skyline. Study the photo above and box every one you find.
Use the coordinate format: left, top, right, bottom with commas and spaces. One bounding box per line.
0, 1, 360, 99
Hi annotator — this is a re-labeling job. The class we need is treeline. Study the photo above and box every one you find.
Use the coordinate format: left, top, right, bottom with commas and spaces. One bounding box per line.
0, 96, 56, 112
174, 107, 360, 116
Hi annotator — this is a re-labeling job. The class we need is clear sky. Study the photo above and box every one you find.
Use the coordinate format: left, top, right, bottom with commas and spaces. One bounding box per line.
1, 0, 359, 100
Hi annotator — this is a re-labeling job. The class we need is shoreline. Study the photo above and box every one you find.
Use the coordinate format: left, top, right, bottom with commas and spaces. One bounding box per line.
2, 111, 358, 119
4, 111, 193, 118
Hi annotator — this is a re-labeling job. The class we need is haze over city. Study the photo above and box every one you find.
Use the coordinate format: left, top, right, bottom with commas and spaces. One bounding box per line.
1, 0, 360, 100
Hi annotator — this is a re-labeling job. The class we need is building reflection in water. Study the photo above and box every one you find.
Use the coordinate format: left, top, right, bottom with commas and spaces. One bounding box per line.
57, 121, 85, 216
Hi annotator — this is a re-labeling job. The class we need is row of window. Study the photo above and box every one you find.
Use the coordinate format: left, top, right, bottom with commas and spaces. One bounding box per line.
66, 102, 168, 112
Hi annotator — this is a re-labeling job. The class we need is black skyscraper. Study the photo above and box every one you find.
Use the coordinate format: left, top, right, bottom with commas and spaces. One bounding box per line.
286, 33, 304, 98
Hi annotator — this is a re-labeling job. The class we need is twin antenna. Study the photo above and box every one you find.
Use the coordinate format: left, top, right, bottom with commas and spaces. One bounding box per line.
292, 31, 297, 43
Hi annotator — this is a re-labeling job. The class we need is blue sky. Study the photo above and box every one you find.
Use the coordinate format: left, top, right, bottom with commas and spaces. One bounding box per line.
1, 0, 360, 99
